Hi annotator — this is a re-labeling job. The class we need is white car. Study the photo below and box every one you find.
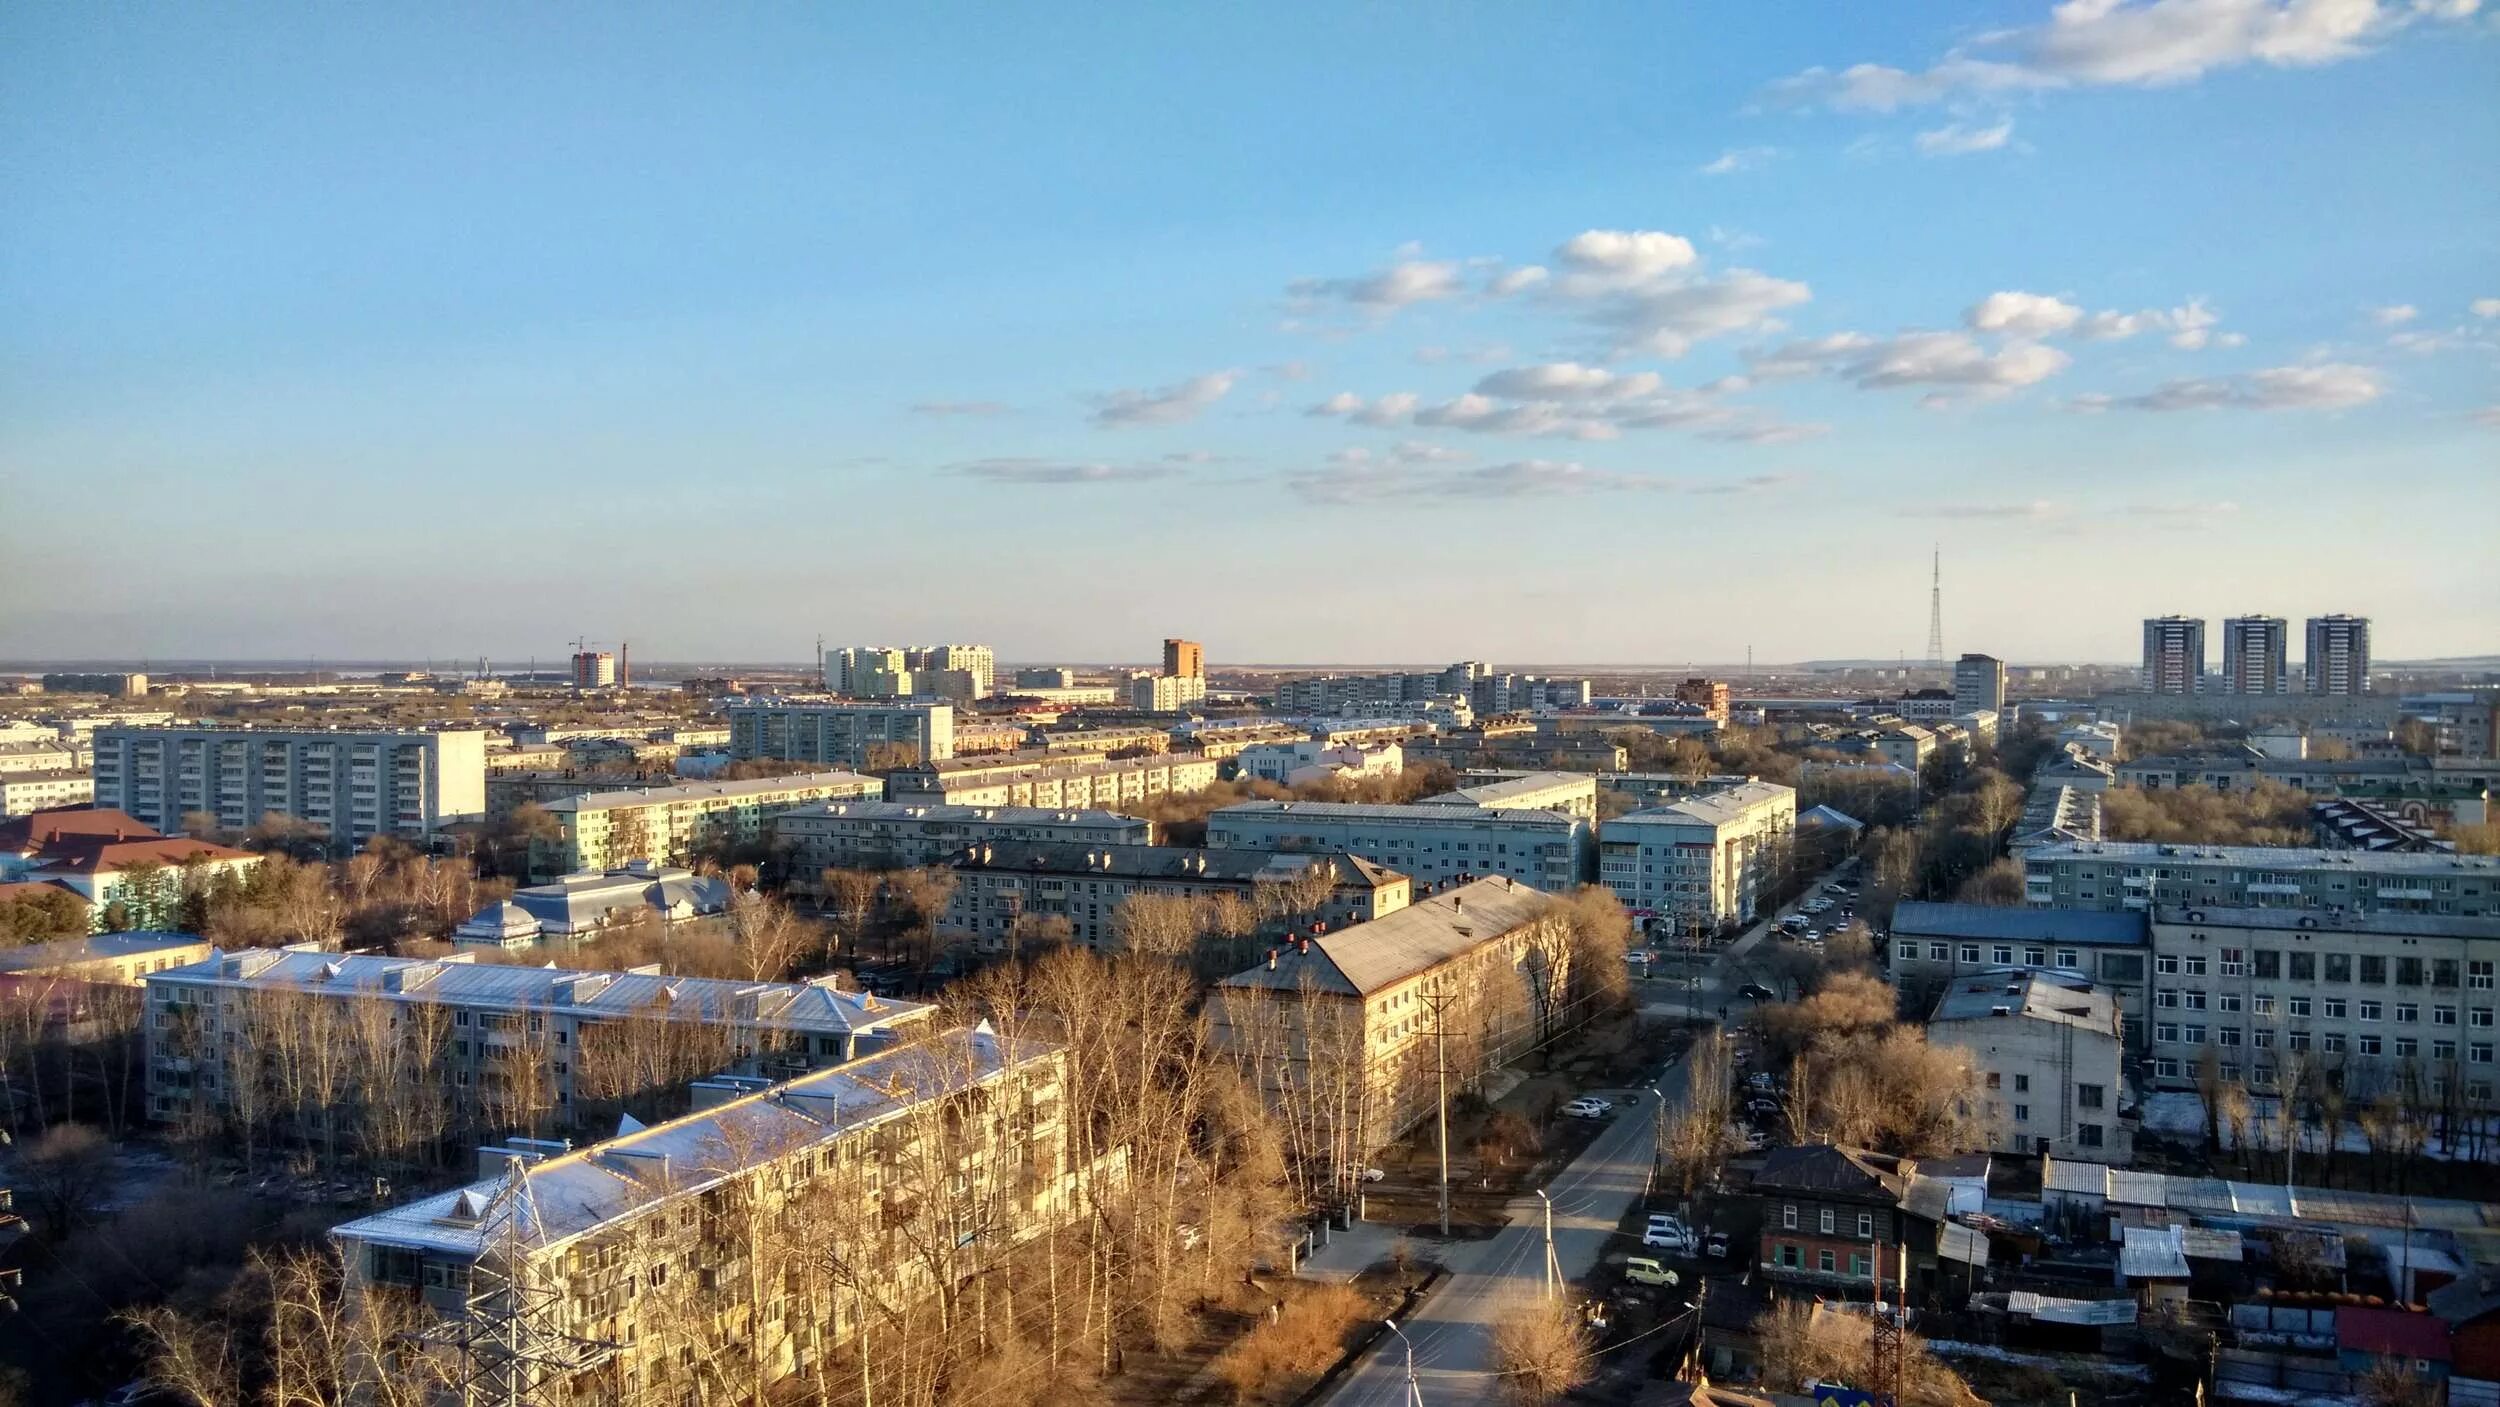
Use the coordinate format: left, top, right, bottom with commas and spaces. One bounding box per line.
1643, 1214, 1698, 1252
1560, 1097, 1613, 1120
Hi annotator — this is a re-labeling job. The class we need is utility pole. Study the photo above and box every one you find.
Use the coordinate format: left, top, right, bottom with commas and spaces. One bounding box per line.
1421, 984, 1457, 1236
1536, 1189, 1560, 1300
1385, 1319, 1425, 1407
1869, 1238, 1902, 1407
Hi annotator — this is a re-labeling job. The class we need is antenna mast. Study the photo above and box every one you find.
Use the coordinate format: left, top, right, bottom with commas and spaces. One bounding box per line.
1924, 545, 1946, 681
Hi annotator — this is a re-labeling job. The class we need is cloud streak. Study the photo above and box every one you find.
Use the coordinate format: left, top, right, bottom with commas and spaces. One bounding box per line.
1088, 371, 1238, 428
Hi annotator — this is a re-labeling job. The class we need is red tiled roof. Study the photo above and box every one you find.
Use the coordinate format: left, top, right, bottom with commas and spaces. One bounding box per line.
28, 836, 259, 876
0, 806, 161, 853
2338, 1306, 2452, 1361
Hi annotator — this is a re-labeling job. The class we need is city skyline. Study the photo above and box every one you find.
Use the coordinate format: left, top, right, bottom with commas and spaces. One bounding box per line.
6, 3, 2497, 664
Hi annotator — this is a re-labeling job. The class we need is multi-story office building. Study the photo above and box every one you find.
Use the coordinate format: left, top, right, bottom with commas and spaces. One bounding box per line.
1206, 876, 1564, 1153
884, 752, 1218, 809
2141, 616, 2207, 695
332, 1027, 1069, 1407
1162, 638, 1205, 678
2221, 616, 2290, 696
146, 948, 933, 1124
92, 725, 488, 845
1884, 903, 2152, 1040
1596, 781, 1798, 931
2140, 907, 2500, 1100
537, 772, 881, 875
946, 843, 1409, 949
2020, 841, 2500, 916
776, 801, 1151, 879
726, 699, 956, 768
1206, 799, 1593, 893
2306, 614, 2373, 696
570, 650, 617, 689
1925, 970, 2129, 1161
1952, 654, 2006, 717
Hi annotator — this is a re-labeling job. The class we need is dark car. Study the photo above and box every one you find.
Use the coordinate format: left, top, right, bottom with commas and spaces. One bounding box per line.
1738, 982, 1777, 1001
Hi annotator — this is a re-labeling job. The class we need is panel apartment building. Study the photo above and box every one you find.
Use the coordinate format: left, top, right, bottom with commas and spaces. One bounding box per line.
536, 772, 882, 876
1205, 799, 1594, 893
2020, 841, 2500, 917
92, 724, 488, 845
945, 842, 1410, 949
1597, 780, 1798, 932
776, 801, 1152, 881
332, 1027, 1071, 1406
883, 751, 1220, 809
726, 699, 956, 768
145, 947, 933, 1125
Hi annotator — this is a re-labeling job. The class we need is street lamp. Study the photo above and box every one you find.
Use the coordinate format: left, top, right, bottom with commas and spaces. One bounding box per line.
1534, 1189, 1559, 1300
1384, 1318, 1424, 1407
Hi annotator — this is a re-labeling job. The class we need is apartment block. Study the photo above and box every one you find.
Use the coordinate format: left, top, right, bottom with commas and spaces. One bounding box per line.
41, 672, 148, 697
2141, 616, 2207, 695
1419, 770, 1598, 819
1235, 740, 1403, 787
2140, 907, 2500, 1101
1206, 876, 1564, 1153
570, 650, 617, 689
2306, 614, 2373, 696
1206, 799, 1593, 893
537, 772, 881, 875
1952, 654, 2006, 717
725, 699, 956, 768
1884, 903, 2152, 1041
331, 1027, 1070, 1405
92, 724, 489, 844
1130, 671, 1208, 713
1596, 780, 1798, 932
1163, 638, 1205, 678
0, 769, 94, 816
1675, 677, 1732, 720
775, 801, 1152, 878
145, 948, 933, 1125
2402, 693, 2500, 760
826, 643, 995, 699
2221, 616, 2290, 696
945, 843, 1410, 949
1926, 969, 2130, 1162
2020, 841, 2500, 916
883, 752, 1219, 809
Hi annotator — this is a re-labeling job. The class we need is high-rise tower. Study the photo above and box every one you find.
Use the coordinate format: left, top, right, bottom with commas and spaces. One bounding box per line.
1924, 547, 1945, 679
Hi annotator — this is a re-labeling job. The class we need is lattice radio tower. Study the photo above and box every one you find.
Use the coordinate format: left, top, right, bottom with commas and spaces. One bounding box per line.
1923, 545, 1946, 680
415, 1158, 616, 1407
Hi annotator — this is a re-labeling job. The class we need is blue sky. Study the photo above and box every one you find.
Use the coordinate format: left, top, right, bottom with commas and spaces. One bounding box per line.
4, 2, 2495, 667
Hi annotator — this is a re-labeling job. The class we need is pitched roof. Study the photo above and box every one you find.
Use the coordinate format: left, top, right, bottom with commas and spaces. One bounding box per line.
0, 805, 159, 854
1218, 876, 1556, 997
1890, 902, 2147, 946
1751, 1144, 1909, 1202
29, 836, 259, 875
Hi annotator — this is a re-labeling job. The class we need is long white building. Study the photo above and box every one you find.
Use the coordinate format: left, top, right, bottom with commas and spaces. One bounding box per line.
1205, 799, 1593, 893
2020, 841, 2500, 916
775, 801, 1153, 879
92, 724, 488, 845
1596, 780, 1798, 932
725, 699, 956, 767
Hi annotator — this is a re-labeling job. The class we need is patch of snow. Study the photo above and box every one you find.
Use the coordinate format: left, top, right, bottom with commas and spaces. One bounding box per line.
1924, 1341, 2151, 1378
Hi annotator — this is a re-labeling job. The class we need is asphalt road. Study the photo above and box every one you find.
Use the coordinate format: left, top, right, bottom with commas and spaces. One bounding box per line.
1322, 858, 1858, 1407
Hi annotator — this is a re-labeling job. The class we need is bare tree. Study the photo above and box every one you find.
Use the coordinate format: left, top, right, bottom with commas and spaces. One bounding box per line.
1488, 1299, 1592, 1407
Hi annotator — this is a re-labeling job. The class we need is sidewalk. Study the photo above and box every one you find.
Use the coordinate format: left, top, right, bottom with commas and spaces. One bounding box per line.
1293, 1217, 1406, 1281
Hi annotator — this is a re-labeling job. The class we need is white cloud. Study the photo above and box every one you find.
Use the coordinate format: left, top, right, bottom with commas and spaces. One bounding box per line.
1285, 457, 1678, 506
2093, 361, 2386, 411
1766, 0, 2478, 111
1486, 265, 1549, 296
1472, 362, 1664, 401
2064, 296, 2238, 348
2369, 303, 2421, 326
1287, 257, 1465, 311
1700, 145, 1782, 175
1967, 291, 2084, 337
1589, 268, 1816, 358
1750, 330, 2072, 392
2473, 298, 2500, 319
1900, 501, 2065, 521
1304, 367, 1816, 445
1553, 229, 1702, 291
1088, 371, 1237, 428
1916, 120, 2015, 155
955, 458, 1179, 484
2473, 405, 2500, 428
910, 400, 1012, 417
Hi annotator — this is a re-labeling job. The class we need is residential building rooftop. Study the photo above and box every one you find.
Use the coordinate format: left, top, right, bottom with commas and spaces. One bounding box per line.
29, 835, 257, 875
2150, 906, 2500, 940
1211, 800, 1582, 827
1416, 771, 1591, 809
1891, 902, 2149, 945
952, 841, 1404, 889
0, 930, 205, 973
0, 805, 159, 853
780, 800, 1142, 827
544, 771, 879, 812
2024, 841, 2500, 873
1604, 781, 1795, 829
1928, 969, 2116, 1031
1217, 876, 1553, 997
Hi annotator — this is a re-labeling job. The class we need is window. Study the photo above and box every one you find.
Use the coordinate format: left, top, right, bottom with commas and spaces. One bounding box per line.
2156, 1022, 2180, 1044
1928, 942, 1949, 961
2078, 1123, 2105, 1148
1782, 1204, 1797, 1230
2218, 1027, 2243, 1047
2397, 1003, 2421, 1024
2185, 1026, 2207, 1045
1780, 1245, 1801, 1268
2361, 955, 2388, 985
1820, 1208, 1835, 1235
2291, 996, 2313, 1017
2435, 1041, 2457, 1061
1851, 1253, 1871, 1278
1985, 1071, 2001, 1089
2326, 954, 2352, 982
2357, 1001, 2379, 1021
2157, 990, 2180, 1009
2435, 960, 2461, 988
2290, 952, 2316, 981
2055, 948, 2079, 970
2185, 955, 2208, 976
2397, 957, 2425, 987
2254, 995, 2276, 1016
2290, 1031, 2313, 1051
2014, 1103, 2031, 1122
2222, 947, 2245, 976
2438, 1006, 2460, 1026
1960, 944, 1981, 965
2015, 1073, 2031, 1093
2155, 1058, 2180, 1078
2219, 993, 2243, 1013
2322, 1033, 2346, 1054
2255, 950, 2281, 980
2157, 955, 2181, 976
1993, 945, 2014, 966
1819, 1250, 1836, 1273
2078, 1083, 2106, 1109
2358, 1035, 2381, 1056
2184, 991, 2208, 1011
2477, 1009, 2496, 1029
2395, 1038, 2418, 1058
2255, 1029, 2276, 1049
2473, 961, 2495, 991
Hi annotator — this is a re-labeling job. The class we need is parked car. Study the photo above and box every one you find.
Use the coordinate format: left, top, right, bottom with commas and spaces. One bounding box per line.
1560, 1097, 1612, 1120
1644, 1214, 1698, 1252
1705, 1231, 1731, 1259
1738, 982, 1777, 1001
1744, 1096, 1783, 1119
1622, 1256, 1679, 1287
1745, 1072, 1777, 1092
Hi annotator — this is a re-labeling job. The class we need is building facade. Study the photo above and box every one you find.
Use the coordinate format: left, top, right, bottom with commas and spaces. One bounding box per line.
0, 769, 95, 816
775, 801, 1152, 879
537, 772, 882, 875
882, 752, 1218, 809
945, 843, 1409, 949
1885, 902, 2151, 1043
1418, 770, 1597, 819
2220, 616, 2290, 696
2142, 616, 2207, 695
1130, 671, 1209, 713
2305, 614, 2373, 696
2021, 841, 2500, 916
1162, 638, 1205, 678
725, 700, 956, 768
1926, 970, 2129, 1161
91, 725, 489, 844
1953, 654, 2006, 717
1596, 781, 1798, 931
1206, 800, 1593, 893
